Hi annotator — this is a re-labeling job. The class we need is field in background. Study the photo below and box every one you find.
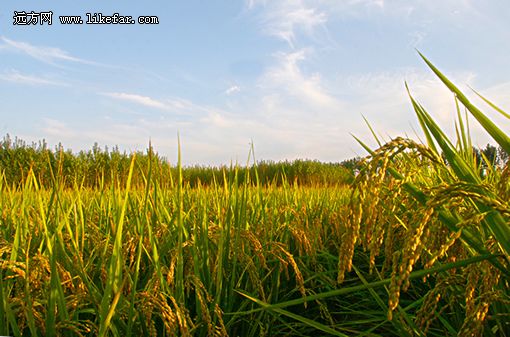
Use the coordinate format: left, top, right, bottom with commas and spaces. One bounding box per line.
0, 56, 508, 336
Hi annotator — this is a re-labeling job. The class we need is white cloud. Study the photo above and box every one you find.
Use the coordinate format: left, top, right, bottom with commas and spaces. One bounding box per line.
0, 70, 66, 86
200, 112, 235, 128
344, 68, 473, 122
477, 81, 510, 111
41, 118, 74, 138
250, 60, 494, 161
318, 0, 475, 18
103, 92, 170, 110
39, 67, 482, 165
225, 85, 241, 95
408, 31, 427, 47
345, 0, 384, 8
340, 67, 510, 150
248, 0, 480, 50
259, 49, 340, 109
102, 91, 230, 118
248, 0, 327, 47
0, 36, 95, 65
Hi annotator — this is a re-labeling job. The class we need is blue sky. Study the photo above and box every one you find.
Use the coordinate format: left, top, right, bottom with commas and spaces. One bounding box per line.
1, 0, 509, 165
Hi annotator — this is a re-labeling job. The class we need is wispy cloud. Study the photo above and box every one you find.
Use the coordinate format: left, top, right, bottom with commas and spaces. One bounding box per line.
248, 0, 327, 47
103, 92, 169, 110
0, 70, 67, 86
0, 36, 95, 65
247, 0, 480, 50
479, 81, 510, 110
348, 0, 384, 8
103, 92, 228, 117
339, 67, 485, 146
41, 118, 75, 138
320, 0, 475, 18
225, 85, 241, 95
259, 49, 340, 109
39, 118, 153, 154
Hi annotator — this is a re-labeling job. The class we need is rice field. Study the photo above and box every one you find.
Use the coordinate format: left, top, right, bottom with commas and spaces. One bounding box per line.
0, 56, 508, 336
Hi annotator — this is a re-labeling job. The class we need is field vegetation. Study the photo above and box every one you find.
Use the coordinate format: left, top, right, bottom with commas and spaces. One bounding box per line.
0, 55, 508, 336
0, 136, 357, 189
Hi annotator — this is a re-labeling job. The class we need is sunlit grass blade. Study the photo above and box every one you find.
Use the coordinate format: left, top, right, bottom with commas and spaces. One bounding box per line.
408, 81, 510, 258
418, 51, 510, 154
362, 114, 383, 148
236, 253, 495, 313
176, 134, 185, 305
411, 97, 479, 183
405, 82, 439, 155
237, 291, 350, 337
471, 87, 510, 119
98, 154, 136, 337
352, 265, 420, 337
126, 143, 153, 337
0, 270, 20, 337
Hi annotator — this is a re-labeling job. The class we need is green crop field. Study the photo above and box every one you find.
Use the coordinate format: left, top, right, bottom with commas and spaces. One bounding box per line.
0, 56, 508, 336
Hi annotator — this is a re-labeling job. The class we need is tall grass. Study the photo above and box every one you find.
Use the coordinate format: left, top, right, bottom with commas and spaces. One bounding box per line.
0, 159, 354, 336
341, 54, 510, 335
0, 54, 508, 336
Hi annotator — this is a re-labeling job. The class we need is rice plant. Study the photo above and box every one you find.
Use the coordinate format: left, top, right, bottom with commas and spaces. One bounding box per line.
0, 54, 508, 336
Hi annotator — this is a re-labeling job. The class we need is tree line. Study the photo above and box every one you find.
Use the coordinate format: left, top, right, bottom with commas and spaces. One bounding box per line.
2, 135, 505, 189
0, 135, 358, 188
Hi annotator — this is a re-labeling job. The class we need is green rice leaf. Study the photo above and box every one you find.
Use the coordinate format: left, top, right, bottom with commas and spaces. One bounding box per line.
418, 51, 510, 154
237, 291, 350, 337
236, 253, 496, 313
471, 87, 510, 119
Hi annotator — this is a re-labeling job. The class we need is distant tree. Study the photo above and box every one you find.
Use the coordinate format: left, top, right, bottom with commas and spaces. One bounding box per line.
498, 145, 509, 165
0, 134, 359, 188
481, 144, 498, 167
340, 156, 363, 171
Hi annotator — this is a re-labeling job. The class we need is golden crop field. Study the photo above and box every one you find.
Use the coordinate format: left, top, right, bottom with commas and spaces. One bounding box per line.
0, 56, 508, 336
